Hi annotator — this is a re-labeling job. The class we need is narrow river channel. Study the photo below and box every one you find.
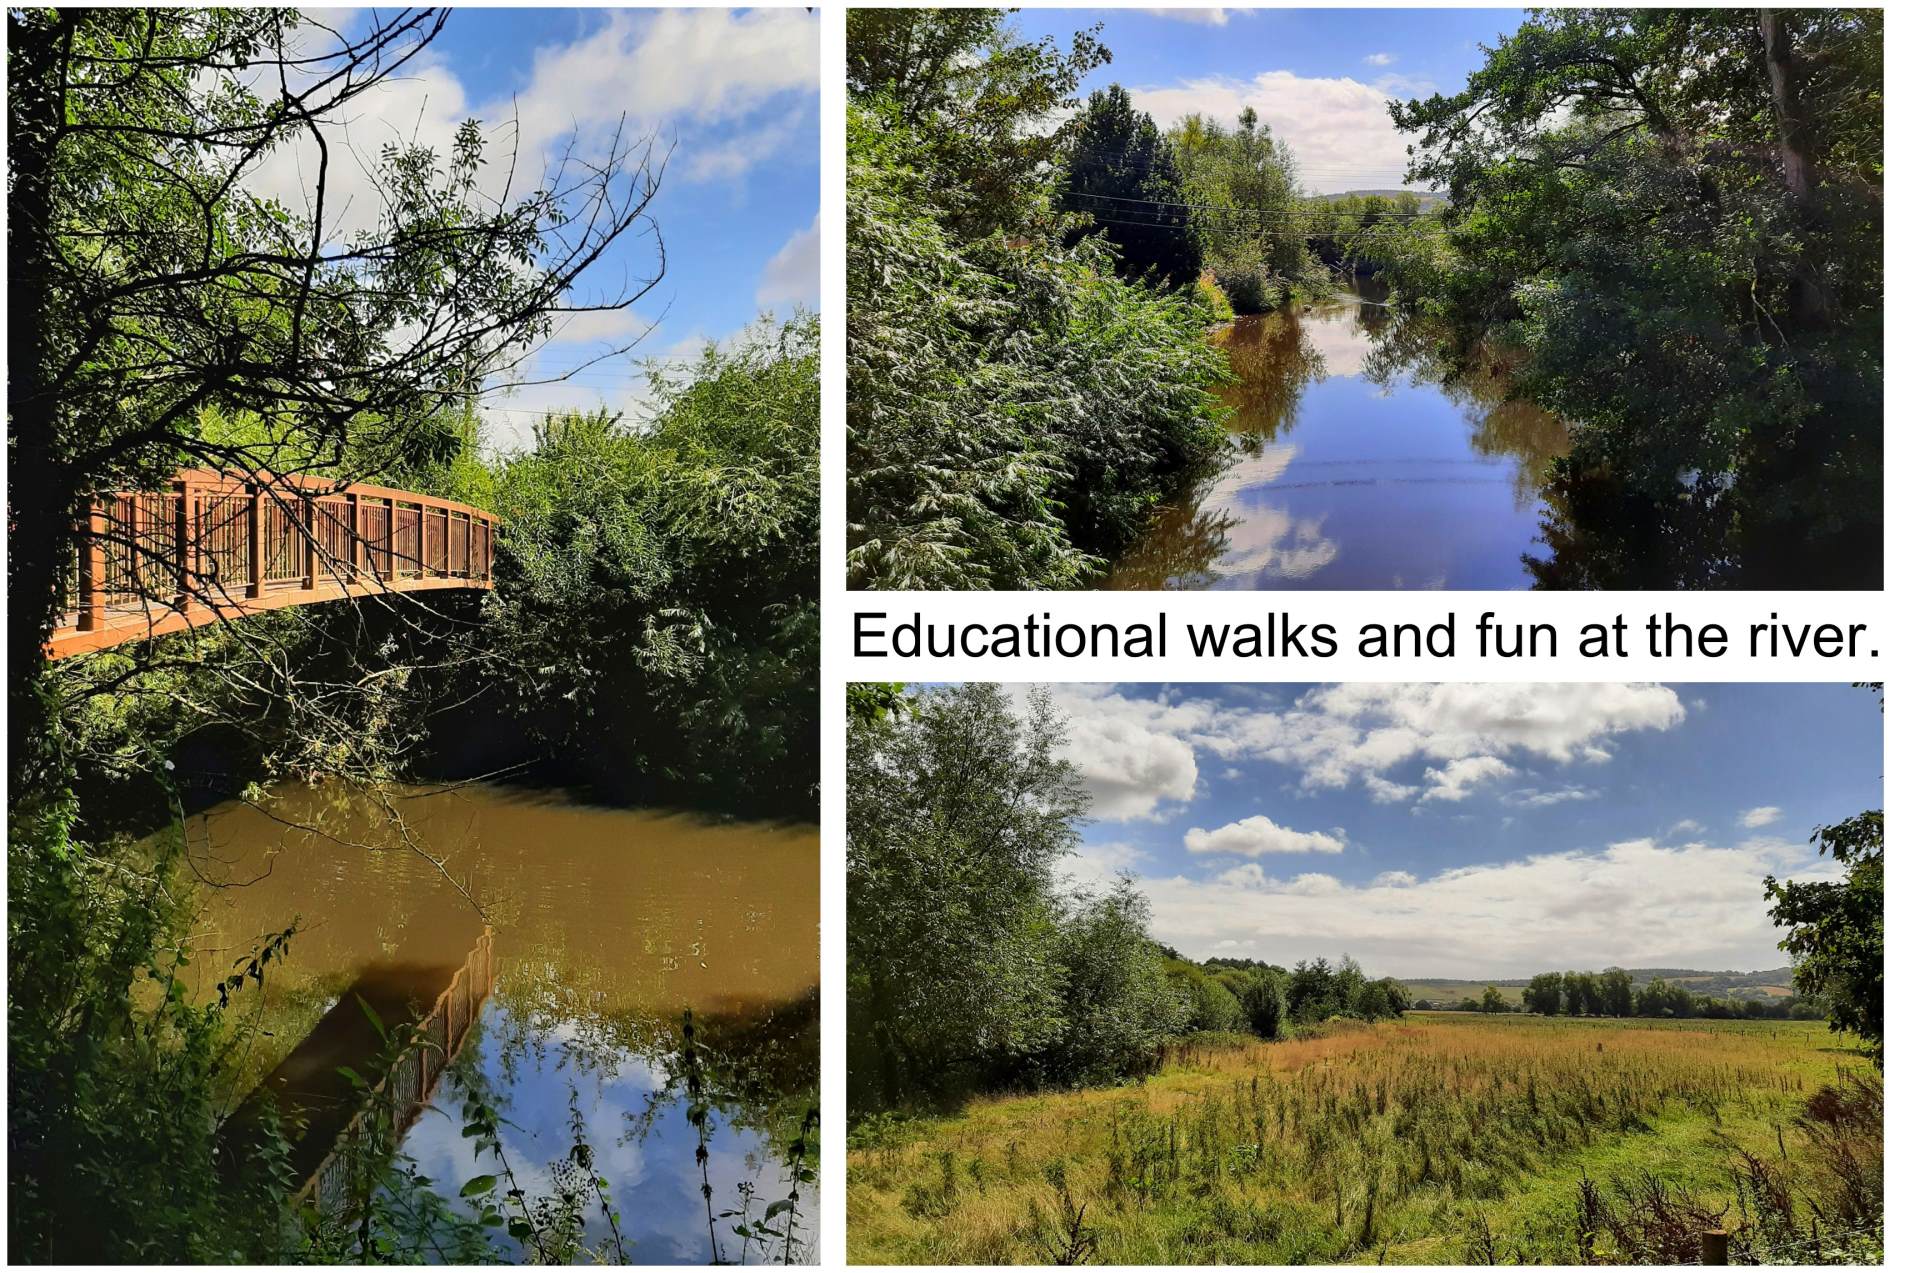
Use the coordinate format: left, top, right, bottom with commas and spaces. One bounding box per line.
183, 782, 819, 1263
1105, 279, 1570, 590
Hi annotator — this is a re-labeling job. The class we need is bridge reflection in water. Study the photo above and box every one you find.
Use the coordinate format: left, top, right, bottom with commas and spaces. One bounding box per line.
236, 927, 496, 1217
53, 469, 496, 659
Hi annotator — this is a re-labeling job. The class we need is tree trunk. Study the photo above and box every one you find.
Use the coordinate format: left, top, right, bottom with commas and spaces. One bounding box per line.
1760, 9, 1831, 330
7, 11, 79, 783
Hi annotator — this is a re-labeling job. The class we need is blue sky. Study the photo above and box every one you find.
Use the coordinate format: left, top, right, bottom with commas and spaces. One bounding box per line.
1022, 682, 1882, 978
1014, 8, 1526, 194
251, 9, 819, 450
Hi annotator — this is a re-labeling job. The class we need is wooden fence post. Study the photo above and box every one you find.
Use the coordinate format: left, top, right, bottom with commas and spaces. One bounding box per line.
173, 478, 192, 609
383, 496, 396, 580
414, 501, 427, 579
302, 495, 317, 590
462, 512, 474, 579
246, 484, 265, 599
1700, 1229, 1729, 1265
345, 491, 361, 577
77, 500, 106, 631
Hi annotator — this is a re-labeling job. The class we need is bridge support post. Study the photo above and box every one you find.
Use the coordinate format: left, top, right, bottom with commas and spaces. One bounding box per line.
302, 496, 317, 591
462, 512, 474, 579
246, 484, 265, 600
345, 491, 361, 579
77, 500, 106, 632
439, 505, 452, 577
173, 478, 192, 610
413, 500, 426, 580
383, 496, 397, 581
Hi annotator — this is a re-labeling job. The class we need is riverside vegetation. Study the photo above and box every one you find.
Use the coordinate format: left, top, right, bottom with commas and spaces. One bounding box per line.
846, 684, 1883, 1265
9, 10, 818, 1260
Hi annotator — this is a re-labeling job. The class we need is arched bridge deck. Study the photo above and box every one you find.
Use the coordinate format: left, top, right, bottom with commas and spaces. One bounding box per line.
51, 470, 496, 660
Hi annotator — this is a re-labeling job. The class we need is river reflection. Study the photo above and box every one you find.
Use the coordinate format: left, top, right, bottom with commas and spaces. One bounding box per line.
1105, 282, 1569, 590
185, 782, 820, 1264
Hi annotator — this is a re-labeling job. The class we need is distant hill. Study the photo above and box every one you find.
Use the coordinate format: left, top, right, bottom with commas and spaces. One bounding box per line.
1394, 967, 1795, 1005
1309, 188, 1447, 208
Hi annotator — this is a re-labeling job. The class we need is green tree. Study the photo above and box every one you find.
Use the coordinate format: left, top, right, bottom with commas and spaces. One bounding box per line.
1059, 86, 1202, 283
7, 8, 663, 765
1767, 808, 1883, 1057
846, 685, 1085, 1107
1045, 880, 1188, 1084
1389, 8, 1883, 588
1237, 968, 1290, 1040
1596, 967, 1636, 1017
482, 316, 821, 816
1481, 985, 1509, 1015
847, 7, 1109, 239
1522, 971, 1564, 1015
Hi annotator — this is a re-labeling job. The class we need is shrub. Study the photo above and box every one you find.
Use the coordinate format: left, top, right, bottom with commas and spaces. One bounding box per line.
1193, 270, 1235, 324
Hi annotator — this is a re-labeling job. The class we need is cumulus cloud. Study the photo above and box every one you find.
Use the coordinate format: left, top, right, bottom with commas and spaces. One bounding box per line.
1364, 53, 1397, 66
1741, 806, 1784, 828
1420, 756, 1514, 802
1185, 815, 1345, 857
1051, 688, 1203, 821
1057, 840, 1147, 893
1130, 69, 1428, 193
1144, 8, 1243, 25
1143, 836, 1833, 976
1047, 683, 1686, 813
1503, 786, 1599, 808
1364, 774, 1419, 803
756, 214, 821, 308
1670, 818, 1706, 836
244, 9, 818, 241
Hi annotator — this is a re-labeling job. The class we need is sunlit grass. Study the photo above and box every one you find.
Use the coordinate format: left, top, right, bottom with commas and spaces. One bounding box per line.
848, 1015, 1878, 1265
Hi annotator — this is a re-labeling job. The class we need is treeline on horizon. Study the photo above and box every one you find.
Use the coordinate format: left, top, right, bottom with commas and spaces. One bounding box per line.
848, 683, 1408, 1115
1429, 968, 1823, 1021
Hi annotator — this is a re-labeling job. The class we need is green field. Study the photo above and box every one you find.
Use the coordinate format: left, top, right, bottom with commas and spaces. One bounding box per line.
848, 1015, 1880, 1265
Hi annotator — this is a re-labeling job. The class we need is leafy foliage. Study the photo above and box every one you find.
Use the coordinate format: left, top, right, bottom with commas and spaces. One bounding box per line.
846, 11, 1228, 589
1385, 8, 1882, 587
1767, 810, 1883, 1057
480, 315, 820, 816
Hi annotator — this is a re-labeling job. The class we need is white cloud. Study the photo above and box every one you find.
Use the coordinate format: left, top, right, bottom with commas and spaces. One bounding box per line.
1144, 836, 1832, 976
1364, 774, 1418, 803
1364, 53, 1397, 67
1670, 818, 1706, 836
243, 10, 818, 241
1048, 683, 1686, 813
1420, 755, 1514, 802
1502, 786, 1600, 808
1053, 689, 1202, 822
756, 214, 821, 308
1185, 815, 1345, 857
1741, 806, 1784, 828
1130, 69, 1431, 193
1057, 840, 1147, 893
1144, 8, 1242, 26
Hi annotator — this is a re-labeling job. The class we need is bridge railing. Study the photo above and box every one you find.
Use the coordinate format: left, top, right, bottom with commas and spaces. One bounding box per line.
296, 927, 497, 1219
55, 470, 497, 658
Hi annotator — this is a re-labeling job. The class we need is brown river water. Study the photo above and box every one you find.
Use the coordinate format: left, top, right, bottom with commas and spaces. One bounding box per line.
1105, 280, 1569, 590
183, 781, 819, 1263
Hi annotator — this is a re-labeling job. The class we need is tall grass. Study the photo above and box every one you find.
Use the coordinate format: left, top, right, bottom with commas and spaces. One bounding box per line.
848, 1016, 1880, 1265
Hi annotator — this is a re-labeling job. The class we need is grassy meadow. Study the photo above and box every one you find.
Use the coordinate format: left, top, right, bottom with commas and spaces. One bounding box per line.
848, 1014, 1880, 1265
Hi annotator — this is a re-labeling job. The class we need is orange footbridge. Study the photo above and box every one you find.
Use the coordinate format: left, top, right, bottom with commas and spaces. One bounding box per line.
51, 470, 497, 660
